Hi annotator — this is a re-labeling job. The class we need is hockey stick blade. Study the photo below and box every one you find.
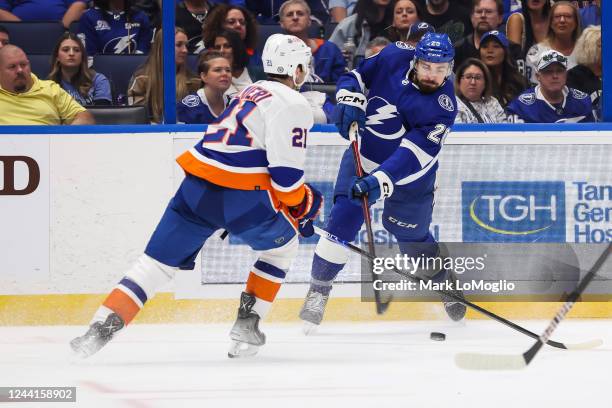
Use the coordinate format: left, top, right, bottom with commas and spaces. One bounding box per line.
456, 243, 611, 370
313, 225, 602, 351
455, 339, 604, 370
455, 352, 527, 370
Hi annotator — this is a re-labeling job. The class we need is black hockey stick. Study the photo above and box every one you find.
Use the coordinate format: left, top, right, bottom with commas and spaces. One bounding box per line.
348, 122, 391, 314
313, 225, 602, 351
455, 243, 611, 370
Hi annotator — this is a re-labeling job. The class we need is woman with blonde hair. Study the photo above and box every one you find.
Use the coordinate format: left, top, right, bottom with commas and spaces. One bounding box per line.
49, 32, 112, 106
525, 1, 581, 86
454, 58, 507, 123
128, 27, 200, 123
567, 26, 601, 121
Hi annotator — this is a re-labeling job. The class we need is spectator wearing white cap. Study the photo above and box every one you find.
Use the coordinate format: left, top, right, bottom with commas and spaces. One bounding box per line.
506, 49, 594, 123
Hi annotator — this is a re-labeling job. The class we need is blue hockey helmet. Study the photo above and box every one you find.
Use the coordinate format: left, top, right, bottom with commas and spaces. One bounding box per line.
414, 32, 455, 63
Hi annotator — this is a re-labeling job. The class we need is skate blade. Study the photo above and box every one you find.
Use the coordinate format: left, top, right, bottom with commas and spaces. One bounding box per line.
302, 321, 319, 336
227, 340, 260, 358
69, 340, 91, 360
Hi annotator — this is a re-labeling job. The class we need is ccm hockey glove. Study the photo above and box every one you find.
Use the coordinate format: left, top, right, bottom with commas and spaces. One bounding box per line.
348, 170, 394, 206
334, 89, 366, 140
288, 184, 323, 238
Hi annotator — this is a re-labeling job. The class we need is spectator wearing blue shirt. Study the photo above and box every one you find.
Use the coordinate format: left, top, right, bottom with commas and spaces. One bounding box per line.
279, 0, 345, 83
507, 50, 594, 123
177, 50, 231, 124
78, 0, 153, 57
48, 33, 112, 106
579, 0, 600, 27
0, 0, 87, 28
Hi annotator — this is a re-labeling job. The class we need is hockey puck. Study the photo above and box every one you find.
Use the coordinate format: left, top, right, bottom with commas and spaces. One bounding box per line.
430, 332, 446, 341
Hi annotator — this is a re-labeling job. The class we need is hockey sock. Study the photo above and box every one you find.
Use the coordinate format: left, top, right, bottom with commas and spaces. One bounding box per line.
310, 254, 344, 295
245, 260, 287, 319
91, 254, 176, 326
100, 277, 148, 325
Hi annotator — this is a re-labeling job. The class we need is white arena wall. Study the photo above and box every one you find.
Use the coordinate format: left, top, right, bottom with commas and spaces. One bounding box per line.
1, 124, 611, 324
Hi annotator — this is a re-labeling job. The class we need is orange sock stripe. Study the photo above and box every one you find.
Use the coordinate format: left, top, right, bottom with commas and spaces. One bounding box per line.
102, 288, 141, 325
245, 272, 282, 302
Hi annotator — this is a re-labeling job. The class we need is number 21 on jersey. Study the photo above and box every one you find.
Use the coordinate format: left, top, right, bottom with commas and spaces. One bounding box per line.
202, 99, 256, 146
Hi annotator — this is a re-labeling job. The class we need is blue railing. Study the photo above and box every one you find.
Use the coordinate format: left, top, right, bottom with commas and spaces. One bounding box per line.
2, 123, 612, 135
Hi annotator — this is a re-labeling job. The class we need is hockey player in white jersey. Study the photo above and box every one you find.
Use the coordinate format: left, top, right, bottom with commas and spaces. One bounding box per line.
70, 34, 323, 359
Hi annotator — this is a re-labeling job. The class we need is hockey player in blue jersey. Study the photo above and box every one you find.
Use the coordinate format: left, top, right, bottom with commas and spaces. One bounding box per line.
300, 32, 466, 331
507, 50, 594, 123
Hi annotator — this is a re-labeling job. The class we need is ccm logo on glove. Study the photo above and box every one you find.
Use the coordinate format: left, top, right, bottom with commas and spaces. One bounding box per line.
336, 89, 366, 110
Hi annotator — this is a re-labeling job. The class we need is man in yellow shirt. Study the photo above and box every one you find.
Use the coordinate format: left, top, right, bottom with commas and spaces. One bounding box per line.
0, 45, 95, 125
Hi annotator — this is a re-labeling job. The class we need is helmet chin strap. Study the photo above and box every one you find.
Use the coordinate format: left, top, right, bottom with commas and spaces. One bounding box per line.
292, 64, 309, 89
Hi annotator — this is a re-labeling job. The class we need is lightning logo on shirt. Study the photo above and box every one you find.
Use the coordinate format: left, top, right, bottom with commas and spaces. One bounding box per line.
112, 34, 136, 54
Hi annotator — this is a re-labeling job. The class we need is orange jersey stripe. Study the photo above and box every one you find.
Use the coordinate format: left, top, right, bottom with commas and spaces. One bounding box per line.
177, 151, 306, 207
103, 288, 141, 325
177, 150, 272, 191
246, 272, 282, 303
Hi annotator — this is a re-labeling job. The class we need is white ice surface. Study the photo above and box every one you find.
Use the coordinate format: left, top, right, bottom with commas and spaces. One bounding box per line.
1, 320, 611, 408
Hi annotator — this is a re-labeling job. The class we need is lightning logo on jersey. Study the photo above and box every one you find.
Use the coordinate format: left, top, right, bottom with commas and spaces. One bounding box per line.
365, 97, 405, 140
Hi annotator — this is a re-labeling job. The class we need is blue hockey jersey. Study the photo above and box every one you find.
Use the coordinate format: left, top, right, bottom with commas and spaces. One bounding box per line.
377, 78, 456, 187
506, 86, 594, 123
177, 89, 230, 124
337, 41, 456, 189
78, 7, 153, 56
336, 41, 417, 173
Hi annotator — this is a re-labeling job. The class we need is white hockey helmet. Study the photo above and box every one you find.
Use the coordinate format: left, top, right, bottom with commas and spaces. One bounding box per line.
262, 34, 312, 87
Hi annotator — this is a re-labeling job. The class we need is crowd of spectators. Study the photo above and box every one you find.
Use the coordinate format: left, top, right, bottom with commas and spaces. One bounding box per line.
0, 0, 603, 125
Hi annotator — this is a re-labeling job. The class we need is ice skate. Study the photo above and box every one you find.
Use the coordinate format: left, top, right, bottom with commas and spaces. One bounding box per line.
439, 269, 466, 322
299, 286, 330, 335
228, 292, 266, 358
70, 313, 124, 358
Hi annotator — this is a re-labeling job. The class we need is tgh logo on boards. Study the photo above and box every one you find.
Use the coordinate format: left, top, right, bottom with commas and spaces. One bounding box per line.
462, 181, 566, 242
0, 156, 40, 195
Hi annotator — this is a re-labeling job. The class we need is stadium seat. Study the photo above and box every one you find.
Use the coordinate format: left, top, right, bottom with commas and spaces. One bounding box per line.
86, 105, 149, 124
68, 21, 79, 33
28, 54, 52, 80
2, 21, 66, 54
92, 54, 148, 102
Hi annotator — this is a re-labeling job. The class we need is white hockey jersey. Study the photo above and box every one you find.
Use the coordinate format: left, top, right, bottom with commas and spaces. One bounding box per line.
177, 80, 314, 207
